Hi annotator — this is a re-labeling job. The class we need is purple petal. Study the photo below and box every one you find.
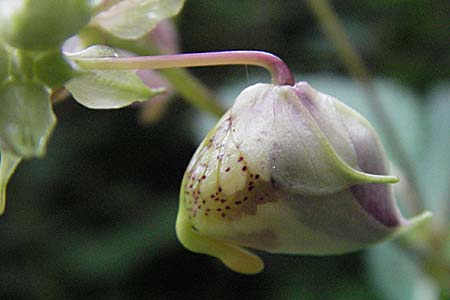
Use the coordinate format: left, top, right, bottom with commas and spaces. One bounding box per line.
344, 112, 403, 227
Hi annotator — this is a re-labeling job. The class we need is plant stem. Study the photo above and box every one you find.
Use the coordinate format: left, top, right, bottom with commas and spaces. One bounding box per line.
71, 51, 295, 86
158, 68, 222, 116
306, 0, 424, 214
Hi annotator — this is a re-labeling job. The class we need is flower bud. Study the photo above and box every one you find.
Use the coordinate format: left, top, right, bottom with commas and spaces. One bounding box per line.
176, 82, 431, 274
0, 0, 90, 51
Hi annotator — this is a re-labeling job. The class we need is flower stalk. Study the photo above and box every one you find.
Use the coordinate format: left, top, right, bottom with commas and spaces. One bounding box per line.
71, 50, 296, 86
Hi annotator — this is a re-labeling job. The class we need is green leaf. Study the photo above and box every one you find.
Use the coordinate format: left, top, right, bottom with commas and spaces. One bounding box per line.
65, 45, 163, 109
65, 44, 119, 58
0, 80, 56, 158
91, 0, 186, 39
0, 148, 21, 215
419, 81, 450, 224
66, 70, 162, 109
366, 242, 439, 300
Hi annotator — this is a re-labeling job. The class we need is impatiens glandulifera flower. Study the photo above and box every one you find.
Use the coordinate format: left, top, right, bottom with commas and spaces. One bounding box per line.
65, 49, 431, 272
176, 82, 431, 274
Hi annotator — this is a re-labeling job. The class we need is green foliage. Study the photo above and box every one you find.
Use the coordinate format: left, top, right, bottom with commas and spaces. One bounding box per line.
33, 50, 74, 88
66, 69, 162, 109
91, 0, 186, 39
0, 80, 56, 158
0, 0, 187, 215
0, 44, 10, 82
0, 0, 91, 51
65, 45, 163, 109
419, 83, 450, 224
367, 242, 439, 300
0, 149, 21, 215
0, 78, 56, 215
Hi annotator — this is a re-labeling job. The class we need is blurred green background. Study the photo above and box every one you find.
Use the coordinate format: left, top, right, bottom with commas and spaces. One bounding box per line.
1, 1, 449, 299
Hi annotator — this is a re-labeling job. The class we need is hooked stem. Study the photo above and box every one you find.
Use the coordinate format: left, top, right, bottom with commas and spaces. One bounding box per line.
71, 50, 295, 86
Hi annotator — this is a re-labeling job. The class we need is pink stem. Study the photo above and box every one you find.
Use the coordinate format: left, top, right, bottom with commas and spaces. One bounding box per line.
73, 50, 295, 86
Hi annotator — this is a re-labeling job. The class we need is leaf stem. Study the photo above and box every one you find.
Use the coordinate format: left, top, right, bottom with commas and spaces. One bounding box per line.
71, 51, 295, 86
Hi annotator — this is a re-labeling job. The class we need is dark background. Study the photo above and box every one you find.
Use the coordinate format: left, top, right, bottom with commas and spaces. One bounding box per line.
0, 1, 449, 299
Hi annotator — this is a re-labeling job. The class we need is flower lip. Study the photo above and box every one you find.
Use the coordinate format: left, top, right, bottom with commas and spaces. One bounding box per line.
348, 127, 403, 227
350, 184, 400, 227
